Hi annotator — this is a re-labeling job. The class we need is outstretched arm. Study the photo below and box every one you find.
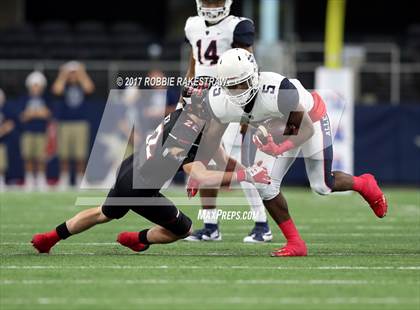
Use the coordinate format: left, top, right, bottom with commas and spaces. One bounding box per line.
183, 160, 270, 188
211, 144, 246, 172
183, 161, 237, 187
193, 118, 228, 164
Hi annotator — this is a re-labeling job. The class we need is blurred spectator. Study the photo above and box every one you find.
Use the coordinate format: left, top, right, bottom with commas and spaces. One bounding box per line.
0, 89, 14, 190
117, 87, 143, 156
95, 87, 143, 187
17, 72, 51, 191
140, 69, 168, 135
52, 61, 95, 189
166, 85, 180, 115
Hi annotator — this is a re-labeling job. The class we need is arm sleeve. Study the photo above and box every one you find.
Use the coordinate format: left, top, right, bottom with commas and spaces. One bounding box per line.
232, 19, 255, 47
277, 78, 300, 116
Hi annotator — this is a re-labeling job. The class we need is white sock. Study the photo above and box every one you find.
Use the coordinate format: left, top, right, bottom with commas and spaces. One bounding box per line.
36, 173, 47, 190
0, 174, 4, 191
240, 182, 268, 223
59, 172, 70, 189
202, 209, 219, 225
25, 172, 35, 190
75, 173, 84, 188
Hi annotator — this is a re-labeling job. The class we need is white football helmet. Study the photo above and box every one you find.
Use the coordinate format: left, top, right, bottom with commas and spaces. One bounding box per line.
217, 48, 259, 107
196, 0, 232, 24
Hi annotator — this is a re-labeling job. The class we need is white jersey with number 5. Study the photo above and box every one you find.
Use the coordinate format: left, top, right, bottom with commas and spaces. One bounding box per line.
185, 15, 255, 78
207, 72, 316, 124
207, 71, 335, 201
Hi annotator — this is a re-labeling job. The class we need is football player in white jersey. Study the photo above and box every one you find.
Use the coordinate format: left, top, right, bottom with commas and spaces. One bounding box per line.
182, 0, 272, 242
200, 48, 388, 256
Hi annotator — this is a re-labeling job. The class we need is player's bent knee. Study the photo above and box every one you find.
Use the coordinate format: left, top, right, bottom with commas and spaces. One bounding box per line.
100, 204, 129, 220
177, 225, 193, 239
257, 184, 280, 201
98, 207, 113, 223
165, 211, 192, 238
187, 225, 193, 236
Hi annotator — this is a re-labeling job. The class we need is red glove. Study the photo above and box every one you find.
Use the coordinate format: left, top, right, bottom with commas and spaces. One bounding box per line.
236, 161, 271, 184
186, 177, 200, 199
253, 134, 295, 156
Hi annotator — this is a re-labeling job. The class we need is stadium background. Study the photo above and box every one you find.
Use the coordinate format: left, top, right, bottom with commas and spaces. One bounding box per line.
0, 0, 419, 186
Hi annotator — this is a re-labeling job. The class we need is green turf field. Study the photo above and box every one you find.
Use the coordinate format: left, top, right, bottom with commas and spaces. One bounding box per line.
0, 188, 419, 309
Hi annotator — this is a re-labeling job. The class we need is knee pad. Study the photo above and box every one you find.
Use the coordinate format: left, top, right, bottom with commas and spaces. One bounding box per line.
164, 211, 193, 237
257, 183, 280, 201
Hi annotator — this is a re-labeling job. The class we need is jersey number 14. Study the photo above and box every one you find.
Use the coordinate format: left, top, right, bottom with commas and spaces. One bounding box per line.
196, 40, 219, 65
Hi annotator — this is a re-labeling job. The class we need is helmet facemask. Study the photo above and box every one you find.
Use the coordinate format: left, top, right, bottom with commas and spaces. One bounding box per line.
196, 0, 232, 24
220, 70, 259, 107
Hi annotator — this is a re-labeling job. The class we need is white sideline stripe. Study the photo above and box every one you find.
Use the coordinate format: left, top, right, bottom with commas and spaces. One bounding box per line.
0, 279, 369, 285
1, 297, 419, 305
2, 279, 418, 286
1, 265, 420, 270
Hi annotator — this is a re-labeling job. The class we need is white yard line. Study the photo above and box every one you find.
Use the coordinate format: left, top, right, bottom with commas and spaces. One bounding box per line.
0, 297, 419, 305
2, 279, 418, 286
1, 265, 420, 270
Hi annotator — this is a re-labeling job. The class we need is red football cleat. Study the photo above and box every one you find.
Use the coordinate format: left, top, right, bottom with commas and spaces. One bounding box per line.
271, 239, 307, 257
117, 232, 149, 253
31, 232, 59, 254
358, 174, 388, 218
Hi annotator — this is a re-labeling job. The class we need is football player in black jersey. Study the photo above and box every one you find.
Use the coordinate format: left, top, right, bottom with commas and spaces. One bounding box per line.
31, 81, 270, 254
